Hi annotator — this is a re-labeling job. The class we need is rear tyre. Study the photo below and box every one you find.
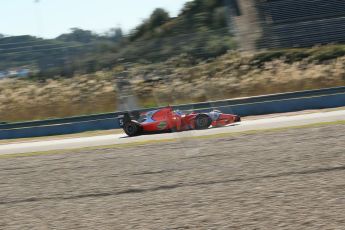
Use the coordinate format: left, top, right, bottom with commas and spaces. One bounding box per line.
123, 122, 141, 137
195, 114, 212, 130
234, 116, 241, 122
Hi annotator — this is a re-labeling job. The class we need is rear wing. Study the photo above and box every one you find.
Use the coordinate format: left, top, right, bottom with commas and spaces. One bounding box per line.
117, 113, 132, 128
118, 110, 142, 127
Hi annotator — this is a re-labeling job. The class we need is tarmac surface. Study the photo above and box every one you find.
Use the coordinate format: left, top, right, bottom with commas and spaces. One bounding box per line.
0, 123, 344, 229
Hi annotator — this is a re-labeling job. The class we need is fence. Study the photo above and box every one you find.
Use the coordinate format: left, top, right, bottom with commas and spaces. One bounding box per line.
231, 0, 345, 49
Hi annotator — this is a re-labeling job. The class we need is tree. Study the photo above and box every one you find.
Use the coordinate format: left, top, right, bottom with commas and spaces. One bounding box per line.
213, 7, 227, 28
57, 28, 97, 43
130, 8, 170, 41
148, 8, 170, 30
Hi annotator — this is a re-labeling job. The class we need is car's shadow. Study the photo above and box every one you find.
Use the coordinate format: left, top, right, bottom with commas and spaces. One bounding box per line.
120, 130, 173, 138
120, 123, 241, 138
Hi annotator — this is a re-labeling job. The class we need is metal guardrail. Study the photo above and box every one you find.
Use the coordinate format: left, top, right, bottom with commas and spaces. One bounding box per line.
0, 112, 118, 130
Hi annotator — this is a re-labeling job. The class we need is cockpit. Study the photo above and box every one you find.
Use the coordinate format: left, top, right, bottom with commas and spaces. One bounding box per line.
138, 110, 157, 123
174, 110, 185, 116
208, 110, 222, 121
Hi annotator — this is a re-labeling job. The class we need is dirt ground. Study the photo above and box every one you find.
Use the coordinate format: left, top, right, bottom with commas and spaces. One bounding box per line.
0, 124, 345, 230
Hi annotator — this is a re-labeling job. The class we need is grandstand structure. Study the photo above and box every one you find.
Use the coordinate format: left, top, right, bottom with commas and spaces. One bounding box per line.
227, 0, 345, 50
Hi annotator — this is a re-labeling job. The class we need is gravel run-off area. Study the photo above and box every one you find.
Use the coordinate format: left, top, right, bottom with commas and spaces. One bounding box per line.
1, 124, 345, 229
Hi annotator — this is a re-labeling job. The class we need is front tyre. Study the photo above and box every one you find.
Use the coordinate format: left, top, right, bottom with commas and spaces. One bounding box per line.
195, 114, 212, 130
123, 122, 141, 137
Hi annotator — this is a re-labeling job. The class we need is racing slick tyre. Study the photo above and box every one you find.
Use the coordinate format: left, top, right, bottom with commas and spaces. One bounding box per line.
195, 114, 212, 130
123, 122, 141, 137
235, 115, 241, 122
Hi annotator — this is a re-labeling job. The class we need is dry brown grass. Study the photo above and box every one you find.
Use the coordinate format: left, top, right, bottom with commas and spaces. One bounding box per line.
1, 50, 344, 122
133, 53, 345, 106
0, 72, 117, 122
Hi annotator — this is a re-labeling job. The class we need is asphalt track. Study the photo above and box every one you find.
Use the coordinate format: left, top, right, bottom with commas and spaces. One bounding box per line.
1, 109, 345, 155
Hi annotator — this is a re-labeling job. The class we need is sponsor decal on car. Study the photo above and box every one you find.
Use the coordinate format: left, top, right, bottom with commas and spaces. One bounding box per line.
157, 121, 168, 130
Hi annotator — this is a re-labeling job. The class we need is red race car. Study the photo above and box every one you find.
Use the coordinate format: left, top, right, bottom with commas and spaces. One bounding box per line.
119, 107, 241, 137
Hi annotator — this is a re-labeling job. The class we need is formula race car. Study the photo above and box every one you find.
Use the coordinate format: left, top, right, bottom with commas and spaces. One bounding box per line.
118, 107, 241, 137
